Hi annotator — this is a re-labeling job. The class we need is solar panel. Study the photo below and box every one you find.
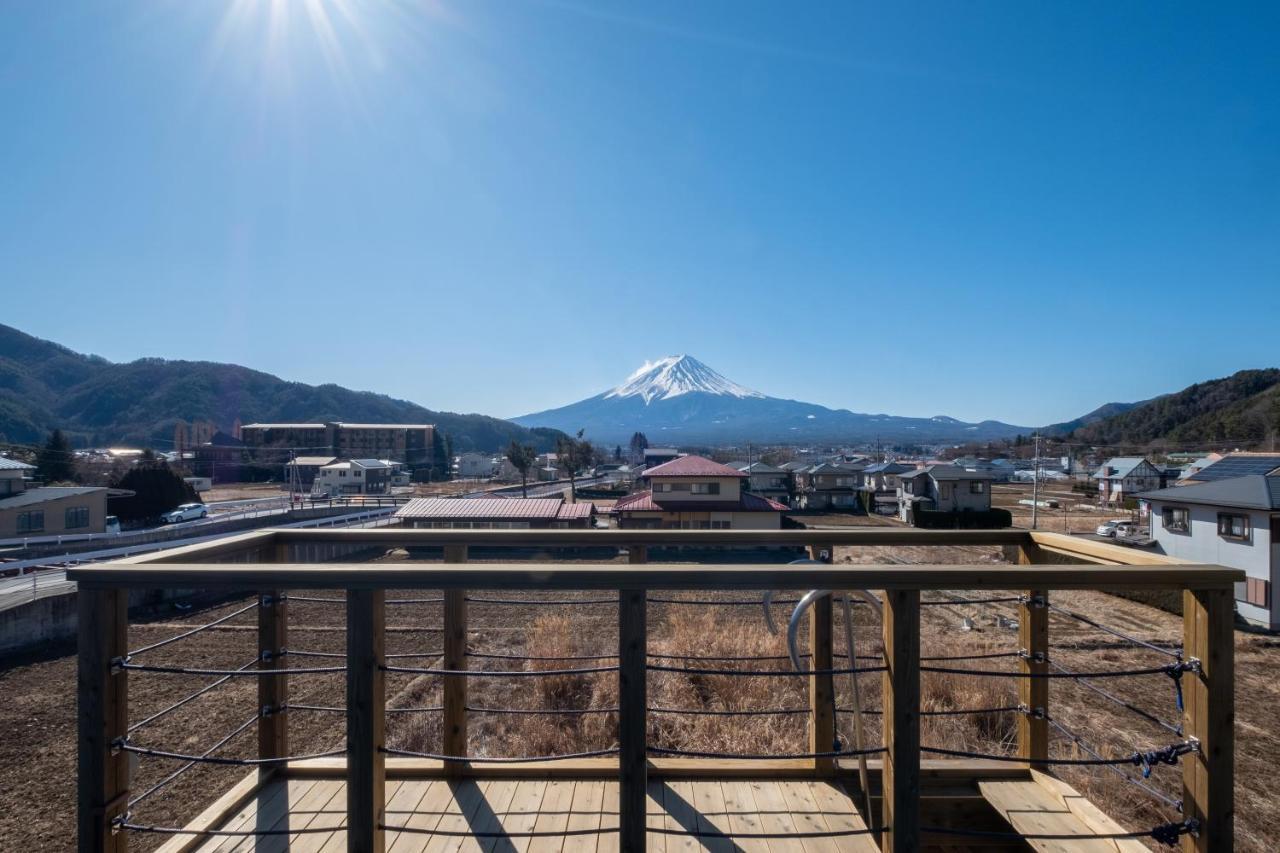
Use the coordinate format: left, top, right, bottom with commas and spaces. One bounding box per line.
1192, 455, 1280, 482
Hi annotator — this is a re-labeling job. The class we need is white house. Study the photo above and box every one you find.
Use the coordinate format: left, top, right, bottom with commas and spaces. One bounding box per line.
314, 458, 393, 496
1135, 475, 1280, 630
1093, 457, 1163, 505
455, 453, 497, 479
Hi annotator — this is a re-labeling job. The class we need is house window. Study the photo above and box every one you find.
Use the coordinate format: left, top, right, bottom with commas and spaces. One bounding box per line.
1162, 507, 1189, 532
65, 506, 90, 529
690, 483, 720, 495
903, 481, 913, 494
970, 481, 986, 494
1244, 578, 1270, 608
1217, 513, 1250, 540
17, 510, 44, 533
710, 520, 730, 529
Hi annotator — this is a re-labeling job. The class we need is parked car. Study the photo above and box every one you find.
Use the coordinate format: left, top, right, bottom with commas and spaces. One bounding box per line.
105, 515, 121, 535
161, 503, 208, 523
1114, 522, 1147, 539
1095, 519, 1130, 537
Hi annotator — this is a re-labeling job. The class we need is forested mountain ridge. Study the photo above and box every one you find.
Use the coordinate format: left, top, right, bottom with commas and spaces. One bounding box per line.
1067, 369, 1280, 446
0, 324, 563, 452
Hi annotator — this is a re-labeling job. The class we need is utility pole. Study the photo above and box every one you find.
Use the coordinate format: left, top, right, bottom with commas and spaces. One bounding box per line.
1031, 432, 1041, 530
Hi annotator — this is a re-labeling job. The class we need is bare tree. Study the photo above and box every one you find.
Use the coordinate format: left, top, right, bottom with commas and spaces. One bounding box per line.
505, 440, 537, 498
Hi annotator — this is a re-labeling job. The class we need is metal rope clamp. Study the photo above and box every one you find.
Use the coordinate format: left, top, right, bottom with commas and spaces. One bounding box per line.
1020, 593, 1047, 609
1018, 648, 1049, 665
1017, 702, 1046, 720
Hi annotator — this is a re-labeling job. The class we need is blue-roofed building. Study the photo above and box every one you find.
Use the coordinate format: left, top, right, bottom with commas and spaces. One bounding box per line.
1135, 474, 1280, 630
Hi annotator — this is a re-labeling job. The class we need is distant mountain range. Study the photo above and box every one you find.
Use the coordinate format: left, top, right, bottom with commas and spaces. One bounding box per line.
513, 355, 1034, 445
0, 324, 563, 452
5, 323, 1273, 455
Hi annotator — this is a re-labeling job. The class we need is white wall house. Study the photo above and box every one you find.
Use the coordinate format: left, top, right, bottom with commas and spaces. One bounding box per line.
1135, 475, 1280, 630
1093, 457, 1163, 505
455, 453, 497, 479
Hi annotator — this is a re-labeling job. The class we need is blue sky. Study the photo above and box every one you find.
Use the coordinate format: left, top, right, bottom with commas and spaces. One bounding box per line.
2, 1, 1277, 427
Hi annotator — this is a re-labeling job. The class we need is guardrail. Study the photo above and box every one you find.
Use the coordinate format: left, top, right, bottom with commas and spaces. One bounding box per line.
69, 529, 1238, 853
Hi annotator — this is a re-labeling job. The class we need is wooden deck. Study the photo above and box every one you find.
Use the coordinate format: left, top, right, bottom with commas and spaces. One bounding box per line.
168, 776, 881, 853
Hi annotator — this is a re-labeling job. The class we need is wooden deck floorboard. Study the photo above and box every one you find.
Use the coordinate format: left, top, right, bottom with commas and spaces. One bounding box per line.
172, 775, 881, 852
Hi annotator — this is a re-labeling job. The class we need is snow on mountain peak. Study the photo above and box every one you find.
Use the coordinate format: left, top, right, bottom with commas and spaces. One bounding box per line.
605, 355, 765, 404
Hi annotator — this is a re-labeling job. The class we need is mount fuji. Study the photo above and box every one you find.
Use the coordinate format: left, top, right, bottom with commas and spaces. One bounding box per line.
512, 355, 1029, 445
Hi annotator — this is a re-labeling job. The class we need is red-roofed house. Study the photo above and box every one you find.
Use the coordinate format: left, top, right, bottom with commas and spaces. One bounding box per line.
617, 455, 786, 529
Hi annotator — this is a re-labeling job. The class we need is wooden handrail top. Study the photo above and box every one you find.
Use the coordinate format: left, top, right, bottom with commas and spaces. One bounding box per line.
68, 560, 1242, 590
266, 527, 1032, 547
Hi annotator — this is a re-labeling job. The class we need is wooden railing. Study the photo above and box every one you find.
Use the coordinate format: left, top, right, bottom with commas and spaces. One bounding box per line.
71, 529, 1240, 853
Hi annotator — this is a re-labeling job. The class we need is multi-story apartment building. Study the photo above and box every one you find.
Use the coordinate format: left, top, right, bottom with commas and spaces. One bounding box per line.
241, 422, 436, 468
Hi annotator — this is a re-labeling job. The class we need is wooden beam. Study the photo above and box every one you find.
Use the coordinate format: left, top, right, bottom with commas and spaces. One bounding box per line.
617, 587, 647, 853
273, 527, 1032, 548
347, 588, 386, 853
1029, 531, 1183, 565
881, 589, 920, 853
258, 590, 288, 765
1017, 590, 1048, 763
442, 543, 468, 776
1182, 587, 1234, 852
809, 594, 836, 776
78, 588, 128, 853
69, 562, 1245, 591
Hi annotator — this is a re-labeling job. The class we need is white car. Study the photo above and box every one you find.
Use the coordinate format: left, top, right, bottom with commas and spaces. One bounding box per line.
1095, 519, 1129, 537
161, 503, 209, 523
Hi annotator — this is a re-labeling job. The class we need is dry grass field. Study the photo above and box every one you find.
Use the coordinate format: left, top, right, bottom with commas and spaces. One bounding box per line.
2, 543, 1277, 851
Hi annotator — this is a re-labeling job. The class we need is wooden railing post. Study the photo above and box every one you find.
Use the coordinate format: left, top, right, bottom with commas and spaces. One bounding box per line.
809, 595, 836, 775
881, 589, 920, 853
1182, 587, 1234, 852
78, 587, 129, 853
443, 544, 468, 775
618, 587, 647, 853
1018, 589, 1048, 763
347, 588, 386, 853
258, 590, 288, 768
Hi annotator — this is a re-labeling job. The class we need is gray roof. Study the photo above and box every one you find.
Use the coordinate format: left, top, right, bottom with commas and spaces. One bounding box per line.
807, 462, 854, 474
0, 456, 35, 471
906, 464, 996, 481
1185, 454, 1280, 483
863, 462, 913, 474
738, 462, 786, 475
1133, 474, 1280, 511
1093, 457, 1152, 480
0, 486, 107, 509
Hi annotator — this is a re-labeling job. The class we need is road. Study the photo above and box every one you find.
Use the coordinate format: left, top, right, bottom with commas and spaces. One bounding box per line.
0, 508, 399, 611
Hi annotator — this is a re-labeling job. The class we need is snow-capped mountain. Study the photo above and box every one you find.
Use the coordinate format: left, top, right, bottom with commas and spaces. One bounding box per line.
513, 356, 1030, 445
605, 355, 765, 403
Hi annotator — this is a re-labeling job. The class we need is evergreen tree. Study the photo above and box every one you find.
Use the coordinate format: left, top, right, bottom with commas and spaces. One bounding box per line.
628, 431, 649, 463
36, 429, 76, 483
110, 460, 199, 522
505, 441, 537, 498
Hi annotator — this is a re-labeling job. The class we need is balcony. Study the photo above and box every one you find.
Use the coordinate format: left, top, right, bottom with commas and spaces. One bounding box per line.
69, 528, 1238, 852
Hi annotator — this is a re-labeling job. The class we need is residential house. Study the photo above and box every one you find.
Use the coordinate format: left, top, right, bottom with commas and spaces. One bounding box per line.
456, 453, 497, 479
1134, 475, 1280, 630
897, 465, 995, 523
1178, 453, 1280, 485
284, 456, 339, 489
313, 459, 393, 496
1093, 457, 1164, 505
642, 448, 681, 469
395, 497, 596, 529
614, 455, 786, 530
862, 462, 915, 494
0, 457, 110, 538
732, 462, 794, 506
804, 463, 865, 511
